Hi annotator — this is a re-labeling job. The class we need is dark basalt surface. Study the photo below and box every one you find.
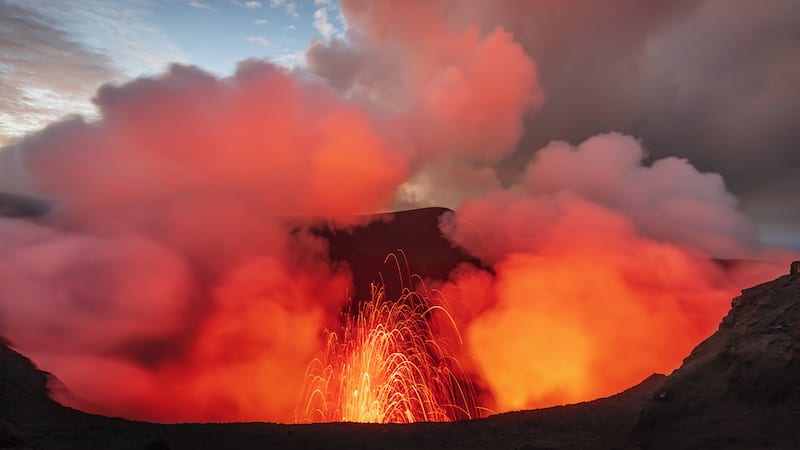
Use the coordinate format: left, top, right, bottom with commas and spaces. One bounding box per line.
0, 192, 49, 218
318, 207, 485, 301
634, 266, 800, 449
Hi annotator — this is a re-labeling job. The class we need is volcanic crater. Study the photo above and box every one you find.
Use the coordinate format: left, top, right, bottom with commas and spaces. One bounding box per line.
1, 200, 799, 449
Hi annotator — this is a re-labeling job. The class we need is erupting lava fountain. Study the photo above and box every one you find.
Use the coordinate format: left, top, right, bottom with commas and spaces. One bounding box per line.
297, 254, 483, 423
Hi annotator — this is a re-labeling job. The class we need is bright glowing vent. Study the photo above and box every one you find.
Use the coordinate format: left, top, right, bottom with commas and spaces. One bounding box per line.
296, 253, 482, 423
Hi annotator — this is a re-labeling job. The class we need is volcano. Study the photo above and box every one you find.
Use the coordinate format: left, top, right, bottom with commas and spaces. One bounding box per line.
1, 263, 798, 449
1, 202, 799, 449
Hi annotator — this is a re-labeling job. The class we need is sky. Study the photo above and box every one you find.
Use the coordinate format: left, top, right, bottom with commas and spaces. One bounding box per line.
0, 0, 345, 144
0, 0, 799, 424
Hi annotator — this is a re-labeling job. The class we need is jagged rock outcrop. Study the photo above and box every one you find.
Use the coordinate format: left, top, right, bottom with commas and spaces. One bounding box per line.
320, 207, 485, 301
0, 192, 49, 218
0, 341, 61, 419
0, 341, 61, 448
635, 264, 800, 449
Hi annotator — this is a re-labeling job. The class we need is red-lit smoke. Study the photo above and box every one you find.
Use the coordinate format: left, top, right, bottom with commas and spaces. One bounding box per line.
436, 134, 794, 411
0, 0, 796, 424
0, 62, 408, 422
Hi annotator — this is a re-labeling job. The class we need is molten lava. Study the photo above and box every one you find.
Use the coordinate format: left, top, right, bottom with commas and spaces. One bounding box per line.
297, 258, 480, 423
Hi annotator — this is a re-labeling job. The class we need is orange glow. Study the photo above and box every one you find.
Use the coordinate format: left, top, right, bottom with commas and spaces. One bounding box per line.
297, 257, 481, 423
440, 194, 795, 412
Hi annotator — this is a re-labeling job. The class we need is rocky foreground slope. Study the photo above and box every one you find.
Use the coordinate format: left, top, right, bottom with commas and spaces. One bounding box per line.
634, 262, 800, 449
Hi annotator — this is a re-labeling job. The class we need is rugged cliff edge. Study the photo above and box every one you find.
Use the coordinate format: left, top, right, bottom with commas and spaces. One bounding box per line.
635, 265, 800, 449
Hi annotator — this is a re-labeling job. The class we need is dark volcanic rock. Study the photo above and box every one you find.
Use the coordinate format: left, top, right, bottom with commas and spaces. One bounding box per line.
0, 192, 49, 218
0, 341, 65, 449
635, 265, 800, 449
322, 207, 484, 301
0, 418, 24, 448
0, 340, 61, 419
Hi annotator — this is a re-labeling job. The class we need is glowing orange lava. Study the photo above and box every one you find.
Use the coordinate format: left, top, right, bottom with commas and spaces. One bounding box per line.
296, 257, 481, 423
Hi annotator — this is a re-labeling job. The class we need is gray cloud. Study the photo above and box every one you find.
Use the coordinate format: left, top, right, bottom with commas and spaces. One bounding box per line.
311, 0, 800, 243
492, 0, 800, 227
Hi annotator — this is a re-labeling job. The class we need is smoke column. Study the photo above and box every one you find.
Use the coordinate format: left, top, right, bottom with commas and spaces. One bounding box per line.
439, 134, 793, 410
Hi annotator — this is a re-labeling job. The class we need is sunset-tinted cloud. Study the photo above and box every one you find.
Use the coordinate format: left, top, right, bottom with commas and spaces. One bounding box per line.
0, 1, 118, 145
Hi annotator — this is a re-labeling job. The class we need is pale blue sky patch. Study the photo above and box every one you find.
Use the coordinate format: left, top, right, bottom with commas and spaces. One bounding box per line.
0, 0, 346, 144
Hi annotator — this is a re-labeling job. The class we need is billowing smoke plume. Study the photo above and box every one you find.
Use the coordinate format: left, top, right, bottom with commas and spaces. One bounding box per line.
307, 0, 543, 207
438, 133, 793, 411
0, 2, 543, 421
0, 0, 797, 423
471, 0, 800, 242
311, 0, 800, 241
0, 62, 409, 421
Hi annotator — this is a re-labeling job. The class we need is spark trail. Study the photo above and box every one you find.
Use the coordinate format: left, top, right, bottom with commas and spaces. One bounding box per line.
297, 254, 481, 423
